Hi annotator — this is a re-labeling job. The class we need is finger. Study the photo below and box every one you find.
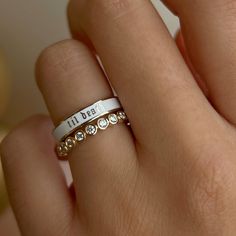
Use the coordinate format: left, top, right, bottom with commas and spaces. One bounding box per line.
36, 40, 138, 228
175, 30, 209, 97
67, 4, 95, 53
162, 0, 236, 125
0, 115, 77, 235
68, 0, 217, 150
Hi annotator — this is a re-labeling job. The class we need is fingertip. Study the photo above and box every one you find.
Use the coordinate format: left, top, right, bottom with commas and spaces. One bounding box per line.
35, 39, 78, 91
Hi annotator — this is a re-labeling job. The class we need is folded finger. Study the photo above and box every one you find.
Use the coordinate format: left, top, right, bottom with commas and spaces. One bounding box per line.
0, 115, 76, 235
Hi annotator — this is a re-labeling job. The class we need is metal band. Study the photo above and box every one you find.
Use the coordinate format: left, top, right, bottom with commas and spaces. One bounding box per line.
56, 110, 129, 159
53, 97, 122, 141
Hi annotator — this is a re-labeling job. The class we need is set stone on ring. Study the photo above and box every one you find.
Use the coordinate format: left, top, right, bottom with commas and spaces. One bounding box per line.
76, 111, 127, 142
56, 110, 128, 158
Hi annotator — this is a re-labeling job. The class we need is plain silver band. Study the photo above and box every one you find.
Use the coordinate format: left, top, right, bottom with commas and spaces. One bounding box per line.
53, 97, 122, 141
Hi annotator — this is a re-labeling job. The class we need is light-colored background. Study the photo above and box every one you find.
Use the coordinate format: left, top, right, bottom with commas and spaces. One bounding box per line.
0, 0, 179, 127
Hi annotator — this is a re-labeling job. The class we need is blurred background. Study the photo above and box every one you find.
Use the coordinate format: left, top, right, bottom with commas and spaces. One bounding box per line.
0, 0, 179, 235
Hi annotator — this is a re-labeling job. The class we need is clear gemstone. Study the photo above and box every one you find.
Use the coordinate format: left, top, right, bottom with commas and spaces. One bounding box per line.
108, 114, 118, 125
85, 124, 97, 136
97, 118, 109, 130
65, 137, 76, 149
75, 130, 86, 141
57, 143, 68, 157
117, 111, 127, 120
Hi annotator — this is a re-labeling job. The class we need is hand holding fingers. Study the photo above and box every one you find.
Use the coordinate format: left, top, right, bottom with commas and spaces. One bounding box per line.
56, 0, 236, 233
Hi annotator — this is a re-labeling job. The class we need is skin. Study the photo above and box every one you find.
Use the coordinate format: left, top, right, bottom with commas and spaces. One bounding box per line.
1, 0, 236, 235
0, 54, 9, 117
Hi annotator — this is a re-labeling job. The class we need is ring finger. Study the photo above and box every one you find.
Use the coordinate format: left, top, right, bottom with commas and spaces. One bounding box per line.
36, 39, 138, 229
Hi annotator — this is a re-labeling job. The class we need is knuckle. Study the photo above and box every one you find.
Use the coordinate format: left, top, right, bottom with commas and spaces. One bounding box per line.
185, 148, 236, 232
212, 0, 236, 18
215, 0, 236, 8
0, 115, 49, 165
86, 0, 142, 24
0, 130, 22, 167
98, 0, 133, 12
37, 39, 78, 62
36, 39, 89, 88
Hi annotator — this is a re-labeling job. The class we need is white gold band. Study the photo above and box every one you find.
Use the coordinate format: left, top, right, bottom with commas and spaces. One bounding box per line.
53, 97, 122, 141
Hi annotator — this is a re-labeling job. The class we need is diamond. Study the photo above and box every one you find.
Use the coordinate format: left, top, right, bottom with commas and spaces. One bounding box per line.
85, 124, 98, 136
108, 114, 118, 125
56, 143, 68, 157
65, 137, 76, 149
97, 118, 109, 130
117, 111, 127, 121
75, 130, 86, 141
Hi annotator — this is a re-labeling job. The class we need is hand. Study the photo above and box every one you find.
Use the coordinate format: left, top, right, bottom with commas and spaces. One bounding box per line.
1, 0, 236, 235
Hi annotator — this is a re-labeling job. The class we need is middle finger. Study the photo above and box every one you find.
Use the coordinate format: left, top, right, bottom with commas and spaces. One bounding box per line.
68, 0, 216, 150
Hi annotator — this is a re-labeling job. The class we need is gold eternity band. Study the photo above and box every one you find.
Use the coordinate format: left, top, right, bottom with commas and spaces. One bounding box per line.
56, 110, 129, 159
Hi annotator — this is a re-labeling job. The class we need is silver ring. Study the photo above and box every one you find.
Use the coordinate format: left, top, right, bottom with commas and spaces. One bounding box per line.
53, 97, 122, 141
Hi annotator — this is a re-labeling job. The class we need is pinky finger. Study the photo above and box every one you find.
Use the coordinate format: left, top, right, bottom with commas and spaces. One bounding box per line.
0, 115, 78, 236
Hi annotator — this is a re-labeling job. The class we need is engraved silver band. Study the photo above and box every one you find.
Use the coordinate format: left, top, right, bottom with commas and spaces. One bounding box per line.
53, 97, 122, 141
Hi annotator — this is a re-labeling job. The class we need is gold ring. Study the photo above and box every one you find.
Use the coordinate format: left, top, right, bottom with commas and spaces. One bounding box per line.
56, 110, 129, 159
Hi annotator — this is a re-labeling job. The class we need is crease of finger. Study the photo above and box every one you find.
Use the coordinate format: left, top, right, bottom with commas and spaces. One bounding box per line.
175, 30, 209, 97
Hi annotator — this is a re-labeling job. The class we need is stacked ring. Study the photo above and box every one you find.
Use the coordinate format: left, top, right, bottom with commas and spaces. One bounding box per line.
53, 97, 130, 158
53, 97, 122, 141
56, 110, 129, 158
